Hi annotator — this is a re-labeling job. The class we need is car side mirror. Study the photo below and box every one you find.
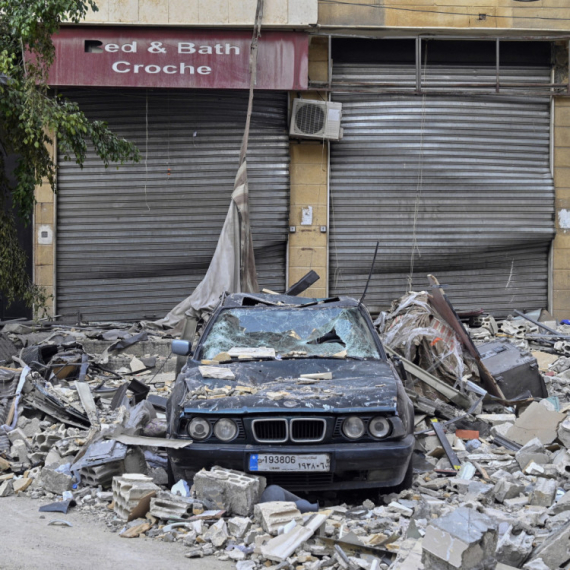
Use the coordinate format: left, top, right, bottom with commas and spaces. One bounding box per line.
172, 339, 193, 357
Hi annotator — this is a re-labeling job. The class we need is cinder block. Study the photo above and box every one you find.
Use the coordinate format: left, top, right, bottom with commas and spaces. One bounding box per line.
149, 490, 192, 519
112, 474, 159, 520
254, 501, 302, 535
194, 466, 266, 516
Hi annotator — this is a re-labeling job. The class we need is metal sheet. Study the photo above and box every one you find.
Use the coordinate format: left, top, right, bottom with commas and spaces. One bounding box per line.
57, 89, 289, 322
330, 65, 554, 317
49, 28, 309, 90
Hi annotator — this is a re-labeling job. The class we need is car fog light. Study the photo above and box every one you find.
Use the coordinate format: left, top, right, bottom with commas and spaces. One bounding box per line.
369, 416, 391, 439
214, 418, 238, 441
342, 416, 365, 439
188, 418, 211, 440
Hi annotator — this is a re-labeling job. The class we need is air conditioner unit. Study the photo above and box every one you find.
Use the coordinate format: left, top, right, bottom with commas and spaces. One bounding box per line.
289, 99, 343, 141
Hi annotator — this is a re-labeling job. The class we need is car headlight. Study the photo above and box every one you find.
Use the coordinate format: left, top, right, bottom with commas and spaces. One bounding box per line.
188, 418, 211, 440
369, 416, 391, 439
342, 416, 365, 440
214, 418, 238, 441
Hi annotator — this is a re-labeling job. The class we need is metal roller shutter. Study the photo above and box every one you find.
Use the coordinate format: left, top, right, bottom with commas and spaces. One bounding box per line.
56, 89, 289, 322
330, 65, 554, 317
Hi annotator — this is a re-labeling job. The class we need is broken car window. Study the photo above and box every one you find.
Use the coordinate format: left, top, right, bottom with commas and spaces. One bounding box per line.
201, 307, 380, 360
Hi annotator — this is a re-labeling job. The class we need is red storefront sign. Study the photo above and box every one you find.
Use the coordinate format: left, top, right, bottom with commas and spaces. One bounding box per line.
48, 27, 308, 90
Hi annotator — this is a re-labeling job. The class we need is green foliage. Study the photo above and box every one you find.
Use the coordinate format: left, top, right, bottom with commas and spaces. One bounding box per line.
0, 0, 140, 314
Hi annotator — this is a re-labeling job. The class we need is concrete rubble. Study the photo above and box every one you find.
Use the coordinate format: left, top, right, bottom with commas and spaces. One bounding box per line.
5, 307, 570, 568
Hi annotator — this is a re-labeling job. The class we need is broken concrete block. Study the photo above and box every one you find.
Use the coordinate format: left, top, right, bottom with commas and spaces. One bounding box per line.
549, 490, 570, 515
523, 461, 545, 475
38, 467, 73, 495
530, 478, 557, 508
204, 519, 229, 547
112, 474, 159, 520
18, 416, 41, 439
495, 525, 533, 568
260, 513, 327, 562
528, 520, 570, 568
477, 414, 516, 426
13, 477, 32, 493
557, 416, 570, 448
149, 490, 192, 520
506, 402, 565, 446
421, 507, 498, 570
515, 438, 549, 469
490, 423, 514, 439
552, 449, 570, 477
254, 501, 302, 535
194, 466, 266, 516
493, 479, 525, 504
130, 356, 146, 373
0, 479, 14, 497
228, 516, 252, 538
8, 428, 30, 446
522, 560, 550, 570
198, 366, 235, 380
10, 440, 29, 463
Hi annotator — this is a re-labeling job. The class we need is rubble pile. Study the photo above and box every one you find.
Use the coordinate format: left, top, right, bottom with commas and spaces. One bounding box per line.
6, 296, 570, 569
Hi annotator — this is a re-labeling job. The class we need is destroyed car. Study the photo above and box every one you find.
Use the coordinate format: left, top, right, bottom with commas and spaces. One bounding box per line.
166, 293, 415, 492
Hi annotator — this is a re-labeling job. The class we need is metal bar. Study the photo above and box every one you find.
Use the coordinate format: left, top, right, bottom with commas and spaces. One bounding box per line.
431, 419, 461, 471
385, 346, 471, 408
310, 32, 570, 42
514, 309, 565, 336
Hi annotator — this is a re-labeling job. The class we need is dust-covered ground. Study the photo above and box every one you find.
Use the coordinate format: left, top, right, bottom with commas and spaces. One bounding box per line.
0, 495, 234, 570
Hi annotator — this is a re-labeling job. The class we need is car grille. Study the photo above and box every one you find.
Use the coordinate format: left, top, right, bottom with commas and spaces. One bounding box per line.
290, 419, 326, 442
252, 419, 288, 442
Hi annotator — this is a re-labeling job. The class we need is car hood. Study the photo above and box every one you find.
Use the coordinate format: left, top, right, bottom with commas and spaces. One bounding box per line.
179, 358, 399, 414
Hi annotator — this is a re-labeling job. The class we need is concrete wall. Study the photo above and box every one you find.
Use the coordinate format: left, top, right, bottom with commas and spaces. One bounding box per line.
554, 97, 570, 320
81, 0, 318, 26
318, 0, 570, 30
288, 37, 329, 298
34, 139, 56, 318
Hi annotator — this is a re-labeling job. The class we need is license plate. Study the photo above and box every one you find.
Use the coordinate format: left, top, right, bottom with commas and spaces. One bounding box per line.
249, 453, 330, 472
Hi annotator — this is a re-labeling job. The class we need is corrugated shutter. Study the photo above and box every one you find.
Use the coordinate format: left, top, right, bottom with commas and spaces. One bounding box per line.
56, 89, 289, 322
330, 65, 554, 317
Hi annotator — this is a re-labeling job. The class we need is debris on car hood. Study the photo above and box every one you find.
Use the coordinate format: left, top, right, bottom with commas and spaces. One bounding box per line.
181, 359, 399, 412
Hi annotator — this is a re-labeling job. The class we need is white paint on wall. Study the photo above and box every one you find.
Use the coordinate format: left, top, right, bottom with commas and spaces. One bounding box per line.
559, 209, 570, 230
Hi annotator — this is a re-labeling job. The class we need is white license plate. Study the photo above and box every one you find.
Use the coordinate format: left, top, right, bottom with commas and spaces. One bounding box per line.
249, 453, 330, 472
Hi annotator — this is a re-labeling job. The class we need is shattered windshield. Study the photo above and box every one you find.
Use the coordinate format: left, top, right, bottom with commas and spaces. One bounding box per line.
200, 307, 381, 360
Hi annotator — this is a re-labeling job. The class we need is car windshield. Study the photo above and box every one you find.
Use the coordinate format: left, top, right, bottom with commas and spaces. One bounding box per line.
200, 306, 381, 360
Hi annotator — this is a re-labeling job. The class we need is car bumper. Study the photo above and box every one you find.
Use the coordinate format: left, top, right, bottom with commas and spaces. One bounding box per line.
168, 434, 414, 491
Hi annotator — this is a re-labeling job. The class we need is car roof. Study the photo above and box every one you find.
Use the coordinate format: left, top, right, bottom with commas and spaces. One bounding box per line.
221, 292, 360, 309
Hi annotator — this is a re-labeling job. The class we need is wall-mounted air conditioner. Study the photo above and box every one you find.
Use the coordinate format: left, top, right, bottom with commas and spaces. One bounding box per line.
289, 99, 343, 141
